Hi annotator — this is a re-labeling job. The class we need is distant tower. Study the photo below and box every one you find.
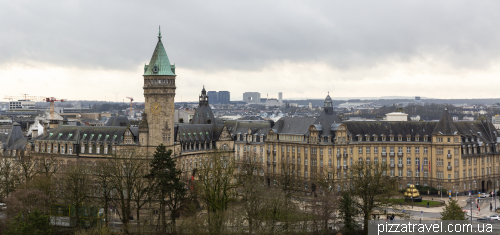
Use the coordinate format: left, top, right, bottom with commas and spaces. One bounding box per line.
415, 96, 421, 105
278, 92, 283, 105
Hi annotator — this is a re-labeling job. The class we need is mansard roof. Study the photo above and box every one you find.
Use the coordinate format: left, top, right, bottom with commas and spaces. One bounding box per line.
272, 117, 317, 135
343, 122, 436, 140
455, 121, 498, 143
175, 124, 225, 143
432, 109, 458, 135
35, 126, 133, 145
224, 120, 271, 136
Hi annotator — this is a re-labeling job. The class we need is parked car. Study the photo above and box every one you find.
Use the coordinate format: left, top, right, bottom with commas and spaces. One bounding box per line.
489, 215, 500, 220
478, 216, 489, 220
496, 207, 500, 213
480, 194, 488, 198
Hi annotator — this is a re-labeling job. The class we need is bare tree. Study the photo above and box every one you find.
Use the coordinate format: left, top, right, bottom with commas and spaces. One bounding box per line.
310, 177, 338, 234
95, 161, 114, 226
0, 157, 18, 198
237, 152, 266, 234
108, 152, 146, 234
197, 149, 238, 235
59, 163, 93, 228
16, 155, 38, 187
348, 162, 398, 235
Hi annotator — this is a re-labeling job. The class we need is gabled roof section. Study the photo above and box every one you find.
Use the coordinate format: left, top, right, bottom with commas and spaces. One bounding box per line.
432, 109, 458, 135
144, 28, 176, 76
5, 123, 27, 150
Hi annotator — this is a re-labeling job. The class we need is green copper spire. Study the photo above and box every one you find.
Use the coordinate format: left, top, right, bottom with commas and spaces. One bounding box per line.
144, 28, 175, 76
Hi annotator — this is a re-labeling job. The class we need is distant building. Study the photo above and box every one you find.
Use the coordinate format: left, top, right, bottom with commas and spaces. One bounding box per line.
266, 98, 280, 107
174, 109, 195, 123
492, 115, 500, 124
415, 96, 422, 105
385, 112, 408, 121
243, 92, 261, 104
218, 91, 230, 104
463, 116, 474, 121
9, 100, 35, 110
207, 91, 218, 104
278, 92, 283, 105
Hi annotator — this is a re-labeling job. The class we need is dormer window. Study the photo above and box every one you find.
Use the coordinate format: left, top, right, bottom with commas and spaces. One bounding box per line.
382, 136, 386, 141
398, 136, 402, 141
390, 136, 394, 141
407, 136, 411, 141
374, 136, 378, 141
424, 136, 428, 142
153, 65, 159, 74
415, 136, 419, 141
365, 135, 369, 141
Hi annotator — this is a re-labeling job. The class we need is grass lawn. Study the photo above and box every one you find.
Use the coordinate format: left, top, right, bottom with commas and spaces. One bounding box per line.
388, 198, 443, 207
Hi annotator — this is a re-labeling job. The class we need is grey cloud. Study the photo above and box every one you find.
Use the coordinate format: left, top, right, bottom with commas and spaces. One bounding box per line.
1, 0, 500, 73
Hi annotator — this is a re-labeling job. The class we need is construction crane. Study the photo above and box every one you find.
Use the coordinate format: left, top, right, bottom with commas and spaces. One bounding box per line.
4, 95, 45, 101
126, 97, 134, 118
45, 97, 66, 119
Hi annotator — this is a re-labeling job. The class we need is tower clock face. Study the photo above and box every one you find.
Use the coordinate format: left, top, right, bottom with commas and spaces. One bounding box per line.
151, 102, 161, 115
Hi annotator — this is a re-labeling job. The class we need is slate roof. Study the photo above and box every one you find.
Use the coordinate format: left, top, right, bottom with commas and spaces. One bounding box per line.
272, 117, 317, 135
36, 126, 132, 145
455, 121, 498, 143
313, 106, 342, 136
343, 121, 437, 141
1, 123, 27, 152
190, 87, 223, 125
105, 114, 130, 127
175, 124, 224, 143
143, 29, 176, 76
432, 109, 458, 135
224, 120, 271, 136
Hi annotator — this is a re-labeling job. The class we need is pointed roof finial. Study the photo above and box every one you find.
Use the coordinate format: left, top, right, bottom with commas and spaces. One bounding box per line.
158, 25, 162, 41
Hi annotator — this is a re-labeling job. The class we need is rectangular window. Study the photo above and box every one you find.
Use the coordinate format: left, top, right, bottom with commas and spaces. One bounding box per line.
398, 147, 402, 153
358, 147, 363, 154
104, 147, 108, 154
407, 157, 411, 165
61, 146, 65, 154
415, 147, 420, 153
407, 147, 411, 153
374, 147, 378, 153
382, 147, 386, 153
415, 158, 420, 165
68, 146, 73, 154
424, 147, 428, 154
366, 147, 370, 154
81, 145, 85, 153
305, 158, 308, 166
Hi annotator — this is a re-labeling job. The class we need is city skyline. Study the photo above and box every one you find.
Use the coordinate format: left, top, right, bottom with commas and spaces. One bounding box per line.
2, 1, 500, 102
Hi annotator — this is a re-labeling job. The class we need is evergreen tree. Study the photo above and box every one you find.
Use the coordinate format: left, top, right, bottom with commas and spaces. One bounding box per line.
145, 144, 187, 234
440, 199, 467, 220
338, 191, 358, 235
5, 208, 52, 235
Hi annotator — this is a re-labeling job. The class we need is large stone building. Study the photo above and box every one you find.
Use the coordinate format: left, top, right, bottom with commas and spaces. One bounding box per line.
20, 31, 234, 175
236, 94, 500, 195
2, 30, 499, 198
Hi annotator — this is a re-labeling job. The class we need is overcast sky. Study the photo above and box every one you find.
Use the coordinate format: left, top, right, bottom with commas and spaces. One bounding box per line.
1, 0, 500, 102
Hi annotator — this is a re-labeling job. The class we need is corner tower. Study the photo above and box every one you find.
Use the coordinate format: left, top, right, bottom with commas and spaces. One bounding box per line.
141, 28, 176, 147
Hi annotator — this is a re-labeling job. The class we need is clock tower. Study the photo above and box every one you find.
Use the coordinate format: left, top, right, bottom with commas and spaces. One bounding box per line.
140, 28, 176, 148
